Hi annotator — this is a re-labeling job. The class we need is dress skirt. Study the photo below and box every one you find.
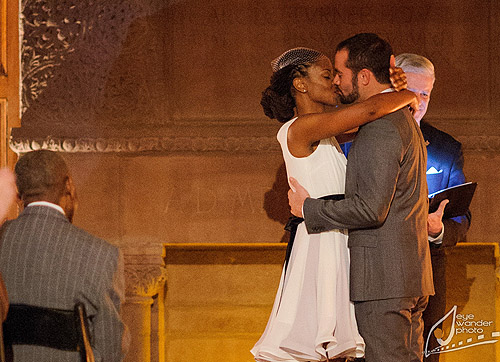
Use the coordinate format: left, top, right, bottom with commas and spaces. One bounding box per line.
251, 224, 365, 361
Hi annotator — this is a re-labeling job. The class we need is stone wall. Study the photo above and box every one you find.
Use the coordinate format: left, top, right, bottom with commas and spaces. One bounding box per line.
12, 0, 500, 244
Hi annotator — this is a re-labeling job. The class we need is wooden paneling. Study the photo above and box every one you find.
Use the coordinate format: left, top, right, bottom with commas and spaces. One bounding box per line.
0, 0, 7, 77
0, 99, 6, 166
0, 0, 20, 168
160, 243, 499, 362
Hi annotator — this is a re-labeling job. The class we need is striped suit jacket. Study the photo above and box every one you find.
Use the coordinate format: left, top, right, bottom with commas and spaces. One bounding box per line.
0, 205, 128, 361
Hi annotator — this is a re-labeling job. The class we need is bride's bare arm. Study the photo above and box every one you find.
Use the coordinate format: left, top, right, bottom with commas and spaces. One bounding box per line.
287, 89, 416, 157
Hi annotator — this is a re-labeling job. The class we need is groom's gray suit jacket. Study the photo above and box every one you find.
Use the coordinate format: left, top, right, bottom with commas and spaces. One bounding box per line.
0, 205, 128, 361
304, 108, 434, 302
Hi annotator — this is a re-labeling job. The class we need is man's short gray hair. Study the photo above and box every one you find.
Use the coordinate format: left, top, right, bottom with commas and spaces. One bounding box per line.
15, 150, 69, 201
395, 53, 435, 80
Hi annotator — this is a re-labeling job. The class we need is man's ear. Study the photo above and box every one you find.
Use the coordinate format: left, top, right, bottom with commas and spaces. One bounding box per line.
358, 69, 371, 86
65, 176, 76, 198
292, 77, 307, 94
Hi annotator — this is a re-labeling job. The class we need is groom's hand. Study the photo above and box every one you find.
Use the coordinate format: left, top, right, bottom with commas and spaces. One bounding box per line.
288, 177, 310, 218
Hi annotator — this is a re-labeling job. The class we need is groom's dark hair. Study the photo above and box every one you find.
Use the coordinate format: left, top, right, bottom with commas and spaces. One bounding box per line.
336, 33, 392, 84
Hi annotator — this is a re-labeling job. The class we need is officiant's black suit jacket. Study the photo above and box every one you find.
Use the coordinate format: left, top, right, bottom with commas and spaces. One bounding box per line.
421, 121, 471, 248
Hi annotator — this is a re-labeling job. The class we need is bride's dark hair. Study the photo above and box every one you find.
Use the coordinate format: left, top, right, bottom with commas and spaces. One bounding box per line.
261, 48, 323, 123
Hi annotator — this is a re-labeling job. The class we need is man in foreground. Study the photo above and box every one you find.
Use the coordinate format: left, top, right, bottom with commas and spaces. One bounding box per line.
0, 150, 129, 361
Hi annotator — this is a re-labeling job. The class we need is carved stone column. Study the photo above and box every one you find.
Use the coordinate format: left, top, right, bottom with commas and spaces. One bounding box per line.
122, 244, 167, 362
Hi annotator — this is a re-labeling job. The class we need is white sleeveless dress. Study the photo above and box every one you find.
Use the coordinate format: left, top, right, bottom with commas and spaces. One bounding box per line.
251, 118, 365, 361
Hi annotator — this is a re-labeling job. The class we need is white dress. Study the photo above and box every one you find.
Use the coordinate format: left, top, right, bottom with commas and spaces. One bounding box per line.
251, 118, 365, 361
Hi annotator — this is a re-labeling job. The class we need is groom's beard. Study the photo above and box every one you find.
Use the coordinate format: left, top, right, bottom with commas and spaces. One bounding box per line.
337, 75, 360, 104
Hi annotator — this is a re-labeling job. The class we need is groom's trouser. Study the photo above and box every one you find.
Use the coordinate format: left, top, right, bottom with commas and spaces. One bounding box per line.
354, 296, 429, 362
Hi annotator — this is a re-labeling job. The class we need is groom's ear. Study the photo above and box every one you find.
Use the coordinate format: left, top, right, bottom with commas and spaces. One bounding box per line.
358, 69, 371, 86
390, 54, 396, 68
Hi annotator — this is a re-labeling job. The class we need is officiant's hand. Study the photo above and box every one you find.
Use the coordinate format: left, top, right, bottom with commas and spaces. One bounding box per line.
428, 199, 449, 237
288, 177, 310, 218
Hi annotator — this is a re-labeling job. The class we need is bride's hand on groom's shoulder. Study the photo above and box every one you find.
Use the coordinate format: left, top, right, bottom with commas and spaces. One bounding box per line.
389, 66, 407, 92
288, 177, 310, 218
389, 55, 408, 92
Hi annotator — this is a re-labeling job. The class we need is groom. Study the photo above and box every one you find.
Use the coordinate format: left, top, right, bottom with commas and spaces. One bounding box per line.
288, 33, 434, 362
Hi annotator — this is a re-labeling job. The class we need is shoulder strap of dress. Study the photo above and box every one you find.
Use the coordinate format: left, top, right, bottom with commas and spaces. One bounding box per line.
276, 117, 298, 155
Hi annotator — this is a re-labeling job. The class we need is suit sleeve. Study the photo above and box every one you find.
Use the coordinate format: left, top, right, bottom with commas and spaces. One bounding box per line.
442, 144, 471, 246
93, 247, 130, 361
303, 119, 402, 233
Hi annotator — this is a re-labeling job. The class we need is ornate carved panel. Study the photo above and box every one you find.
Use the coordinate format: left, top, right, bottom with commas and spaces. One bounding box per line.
123, 244, 166, 298
10, 134, 281, 153
9, 133, 500, 154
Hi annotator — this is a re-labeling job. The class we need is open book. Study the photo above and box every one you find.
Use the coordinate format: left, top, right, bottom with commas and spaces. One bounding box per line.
428, 182, 477, 219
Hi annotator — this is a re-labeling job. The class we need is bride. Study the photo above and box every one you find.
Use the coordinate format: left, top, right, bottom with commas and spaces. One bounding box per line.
251, 47, 416, 362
